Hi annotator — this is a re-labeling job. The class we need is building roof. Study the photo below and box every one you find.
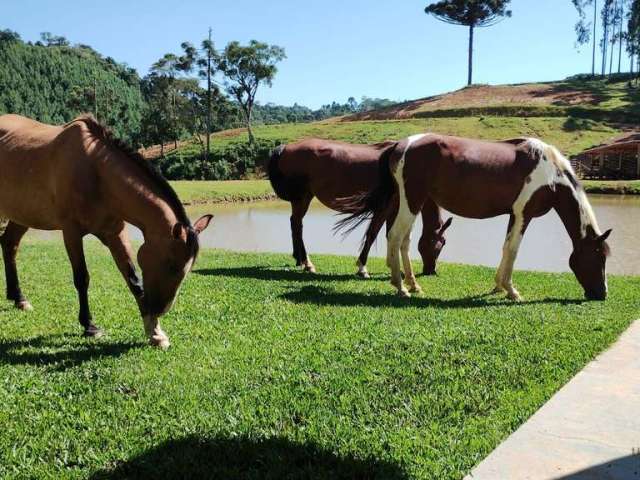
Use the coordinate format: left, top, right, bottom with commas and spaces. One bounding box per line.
577, 140, 640, 157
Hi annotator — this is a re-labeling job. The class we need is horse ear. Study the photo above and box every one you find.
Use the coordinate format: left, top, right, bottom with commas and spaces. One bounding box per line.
440, 217, 453, 233
193, 214, 214, 235
598, 229, 612, 242
172, 222, 186, 240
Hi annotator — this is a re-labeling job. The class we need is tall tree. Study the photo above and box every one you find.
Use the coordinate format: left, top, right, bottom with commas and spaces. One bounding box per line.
573, 0, 599, 75
216, 40, 286, 144
424, 0, 512, 86
180, 30, 219, 170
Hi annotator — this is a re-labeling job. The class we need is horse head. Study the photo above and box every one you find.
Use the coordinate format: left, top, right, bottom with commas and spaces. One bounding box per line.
569, 227, 611, 301
421, 217, 453, 275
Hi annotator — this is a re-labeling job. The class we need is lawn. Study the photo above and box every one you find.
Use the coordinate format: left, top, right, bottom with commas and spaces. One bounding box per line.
0, 241, 638, 479
206, 116, 617, 157
171, 179, 275, 204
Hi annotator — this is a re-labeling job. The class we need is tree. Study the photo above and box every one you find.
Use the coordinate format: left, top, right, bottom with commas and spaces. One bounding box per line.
627, 0, 640, 81
40, 32, 69, 47
217, 40, 286, 144
0, 29, 21, 43
424, 0, 512, 86
178, 30, 220, 173
573, 0, 600, 75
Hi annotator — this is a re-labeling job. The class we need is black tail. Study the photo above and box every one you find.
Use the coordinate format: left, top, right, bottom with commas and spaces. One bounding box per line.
267, 144, 306, 202
333, 143, 398, 237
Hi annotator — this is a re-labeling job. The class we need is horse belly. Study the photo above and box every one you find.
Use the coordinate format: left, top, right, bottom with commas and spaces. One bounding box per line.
0, 154, 62, 230
429, 184, 515, 219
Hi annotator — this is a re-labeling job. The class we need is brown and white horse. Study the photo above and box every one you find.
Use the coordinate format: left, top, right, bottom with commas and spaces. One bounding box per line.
268, 138, 453, 277
0, 114, 213, 348
338, 134, 611, 300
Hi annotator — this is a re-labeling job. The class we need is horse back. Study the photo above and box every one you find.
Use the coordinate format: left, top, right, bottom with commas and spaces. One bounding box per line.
403, 134, 540, 218
279, 138, 393, 208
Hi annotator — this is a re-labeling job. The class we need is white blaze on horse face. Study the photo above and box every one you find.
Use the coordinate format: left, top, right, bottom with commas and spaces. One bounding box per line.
386, 134, 426, 295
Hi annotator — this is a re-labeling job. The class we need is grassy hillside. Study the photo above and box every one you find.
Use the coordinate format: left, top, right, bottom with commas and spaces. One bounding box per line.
345, 75, 640, 123
0, 36, 144, 142
150, 75, 639, 180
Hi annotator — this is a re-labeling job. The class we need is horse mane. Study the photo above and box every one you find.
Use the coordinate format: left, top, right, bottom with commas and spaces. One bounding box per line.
525, 138, 603, 239
67, 114, 191, 227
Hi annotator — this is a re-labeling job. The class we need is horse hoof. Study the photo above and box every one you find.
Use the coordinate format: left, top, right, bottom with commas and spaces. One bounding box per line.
150, 335, 171, 350
422, 269, 437, 276
397, 289, 411, 299
16, 300, 33, 311
409, 285, 423, 294
303, 265, 316, 273
83, 325, 105, 339
356, 270, 371, 279
507, 291, 523, 302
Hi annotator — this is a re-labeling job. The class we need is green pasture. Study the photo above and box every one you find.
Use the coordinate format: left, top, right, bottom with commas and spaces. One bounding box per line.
1, 242, 638, 479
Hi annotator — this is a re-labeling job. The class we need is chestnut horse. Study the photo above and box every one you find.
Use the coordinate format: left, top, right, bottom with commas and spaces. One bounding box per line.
338, 134, 611, 300
268, 138, 453, 277
0, 114, 213, 348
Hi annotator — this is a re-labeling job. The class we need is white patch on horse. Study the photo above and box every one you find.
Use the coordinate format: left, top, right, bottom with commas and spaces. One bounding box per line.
527, 139, 600, 237
386, 134, 426, 297
0, 218, 8, 236
495, 138, 603, 300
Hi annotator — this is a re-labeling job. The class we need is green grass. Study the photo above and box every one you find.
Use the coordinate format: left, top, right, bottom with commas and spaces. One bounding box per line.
1, 241, 638, 479
205, 116, 617, 158
582, 179, 640, 195
170, 179, 276, 204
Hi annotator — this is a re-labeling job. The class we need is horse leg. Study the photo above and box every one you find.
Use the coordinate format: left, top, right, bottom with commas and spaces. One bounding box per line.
62, 228, 102, 337
401, 229, 421, 294
290, 194, 315, 273
100, 228, 169, 348
386, 202, 417, 298
494, 214, 530, 301
356, 209, 386, 279
418, 197, 443, 276
1, 222, 32, 310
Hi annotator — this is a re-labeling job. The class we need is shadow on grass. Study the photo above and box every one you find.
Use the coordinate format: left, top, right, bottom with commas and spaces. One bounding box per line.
280, 285, 585, 310
89, 435, 408, 480
194, 266, 359, 282
0, 334, 143, 372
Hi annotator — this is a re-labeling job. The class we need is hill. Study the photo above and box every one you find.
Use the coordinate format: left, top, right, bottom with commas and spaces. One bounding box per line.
342, 75, 640, 124
0, 35, 144, 141
148, 75, 639, 180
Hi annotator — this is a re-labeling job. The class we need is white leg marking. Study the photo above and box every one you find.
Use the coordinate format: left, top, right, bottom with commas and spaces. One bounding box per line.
356, 259, 370, 279
386, 134, 426, 297
401, 230, 421, 293
144, 315, 170, 350
303, 256, 316, 273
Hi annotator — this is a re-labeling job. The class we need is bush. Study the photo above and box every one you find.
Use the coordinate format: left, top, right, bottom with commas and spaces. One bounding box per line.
156, 138, 284, 180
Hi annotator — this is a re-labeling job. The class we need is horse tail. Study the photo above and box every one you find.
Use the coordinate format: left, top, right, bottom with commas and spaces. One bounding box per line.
333, 142, 398, 237
267, 144, 306, 202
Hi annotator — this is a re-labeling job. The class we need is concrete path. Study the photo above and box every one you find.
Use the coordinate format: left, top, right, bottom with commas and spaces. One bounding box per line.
466, 320, 640, 480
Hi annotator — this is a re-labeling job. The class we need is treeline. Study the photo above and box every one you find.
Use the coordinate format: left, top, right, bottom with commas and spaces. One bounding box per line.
0, 30, 144, 142
0, 29, 396, 164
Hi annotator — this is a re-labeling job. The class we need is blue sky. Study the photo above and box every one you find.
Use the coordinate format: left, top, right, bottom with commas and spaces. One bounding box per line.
4, 0, 621, 109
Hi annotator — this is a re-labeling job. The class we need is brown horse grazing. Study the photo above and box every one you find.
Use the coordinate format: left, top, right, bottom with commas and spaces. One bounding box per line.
0, 114, 213, 348
268, 138, 453, 277
338, 134, 612, 301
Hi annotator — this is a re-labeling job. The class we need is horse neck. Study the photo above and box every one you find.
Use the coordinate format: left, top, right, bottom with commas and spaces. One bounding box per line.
552, 185, 591, 249
99, 149, 179, 237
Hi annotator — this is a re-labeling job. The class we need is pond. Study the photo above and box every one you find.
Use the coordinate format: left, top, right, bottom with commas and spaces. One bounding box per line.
25, 195, 640, 275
